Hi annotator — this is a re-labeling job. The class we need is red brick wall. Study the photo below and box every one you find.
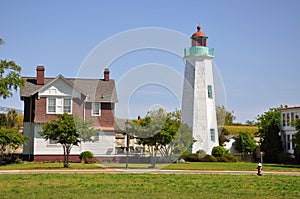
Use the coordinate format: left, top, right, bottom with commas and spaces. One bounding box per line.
99, 103, 114, 127
34, 97, 58, 123
85, 102, 115, 128
72, 98, 84, 119
33, 98, 114, 129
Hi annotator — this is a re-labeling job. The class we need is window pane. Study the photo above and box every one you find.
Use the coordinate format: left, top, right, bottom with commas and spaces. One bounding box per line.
48, 98, 56, 113
63, 99, 71, 113
92, 103, 100, 115
210, 129, 215, 142
208, 85, 213, 99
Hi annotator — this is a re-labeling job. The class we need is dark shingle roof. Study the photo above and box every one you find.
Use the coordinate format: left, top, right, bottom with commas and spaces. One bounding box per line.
20, 76, 118, 103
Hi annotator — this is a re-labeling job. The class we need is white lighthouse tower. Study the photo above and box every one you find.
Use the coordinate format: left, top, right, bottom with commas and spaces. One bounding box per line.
181, 25, 219, 154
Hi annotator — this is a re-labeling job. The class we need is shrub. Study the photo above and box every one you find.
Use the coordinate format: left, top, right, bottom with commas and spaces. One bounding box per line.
200, 155, 217, 162
79, 151, 94, 163
212, 146, 228, 157
217, 154, 237, 162
196, 150, 207, 158
14, 158, 23, 164
180, 153, 200, 162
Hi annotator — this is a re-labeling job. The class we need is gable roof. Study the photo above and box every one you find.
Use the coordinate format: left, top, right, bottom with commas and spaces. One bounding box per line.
32, 75, 86, 96
20, 76, 118, 103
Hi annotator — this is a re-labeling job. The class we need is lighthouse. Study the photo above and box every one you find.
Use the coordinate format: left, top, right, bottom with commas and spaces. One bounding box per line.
181, 25, 219, 154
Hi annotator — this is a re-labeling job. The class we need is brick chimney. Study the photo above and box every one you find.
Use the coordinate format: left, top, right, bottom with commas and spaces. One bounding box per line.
104, 68, 110, 81
36, 65, 45, 85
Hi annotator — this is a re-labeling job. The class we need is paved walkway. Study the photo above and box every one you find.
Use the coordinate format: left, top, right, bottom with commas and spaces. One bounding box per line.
1, 167, 300, 176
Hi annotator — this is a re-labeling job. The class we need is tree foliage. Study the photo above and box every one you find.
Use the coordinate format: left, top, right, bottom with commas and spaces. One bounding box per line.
0, 110, 23, 130
235, 131, 256, 155
128, 109, 193, 168
219, 127, 230, 146
216, 105, 236, 126
0, 127, 28, 165
0, 38, 25, 99
256, 107, 282, 163
39, 113, 97, 167
212, 146, 228, 157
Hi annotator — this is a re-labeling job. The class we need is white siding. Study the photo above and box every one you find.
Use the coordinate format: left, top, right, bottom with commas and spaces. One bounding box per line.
33, 124, 115, 155
39, 78, 81, 98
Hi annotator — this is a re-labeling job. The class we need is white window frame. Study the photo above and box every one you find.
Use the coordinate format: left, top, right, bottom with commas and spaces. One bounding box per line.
47, 97, 72, 114
92, 102, 101, 116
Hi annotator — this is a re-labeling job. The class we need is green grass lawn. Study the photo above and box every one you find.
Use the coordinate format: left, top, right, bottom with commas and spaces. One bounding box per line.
0, 173, 299, 199
0, 162, 101, 170
163, 162, 300, 172
104, 162, 300, 172
2, 161, 300, 172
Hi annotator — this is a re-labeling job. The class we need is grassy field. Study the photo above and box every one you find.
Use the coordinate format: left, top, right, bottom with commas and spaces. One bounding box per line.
0, 162, 100, 170
163, 162, 300, 172
224, 125, 258, 135
2, 161, 300, 172
0, 173, 299, 199
104, 162, 300, 172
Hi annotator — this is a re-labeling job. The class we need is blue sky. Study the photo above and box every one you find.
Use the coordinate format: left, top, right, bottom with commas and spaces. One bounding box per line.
1, 0, 300, 123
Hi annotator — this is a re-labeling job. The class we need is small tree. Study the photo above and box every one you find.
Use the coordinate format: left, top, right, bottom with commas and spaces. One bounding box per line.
216, 105, 236, 126
256, 107, 282, 163
235, 132, 256, 159
0, 127, 28, 165
39, 113, 97, 167
129, 109, 193, 168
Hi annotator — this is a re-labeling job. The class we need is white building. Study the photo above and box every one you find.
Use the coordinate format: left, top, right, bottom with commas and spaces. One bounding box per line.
279, 106, 300, 155
181, 26, 219, 154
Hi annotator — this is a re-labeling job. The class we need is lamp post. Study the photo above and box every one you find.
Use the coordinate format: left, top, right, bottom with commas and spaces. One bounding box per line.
260, 151, 265, 164
125, 120, 130, 169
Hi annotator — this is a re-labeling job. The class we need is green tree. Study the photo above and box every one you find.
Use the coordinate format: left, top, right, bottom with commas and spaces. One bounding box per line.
129, 109, 193, 168
0, 38, 25, 99
216, 105, 236, 126
235, 131, 256, 158
245, 120, 257, 126
6, 110, 17, 128
39, 113, 97, 167
0, 127, 28, 165
292, 119, 300, 163
219, 127, 230, 146
0, 110, 23, 129
256, 107, 282, 163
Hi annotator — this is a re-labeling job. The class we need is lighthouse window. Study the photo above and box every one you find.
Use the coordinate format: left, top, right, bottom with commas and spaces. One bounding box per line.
208, 85, 213, 99
210, 129, 215, 142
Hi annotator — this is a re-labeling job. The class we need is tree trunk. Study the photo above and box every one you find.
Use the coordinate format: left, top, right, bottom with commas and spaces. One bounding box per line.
153, 147, 158, 168
63, 145, 72, 168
